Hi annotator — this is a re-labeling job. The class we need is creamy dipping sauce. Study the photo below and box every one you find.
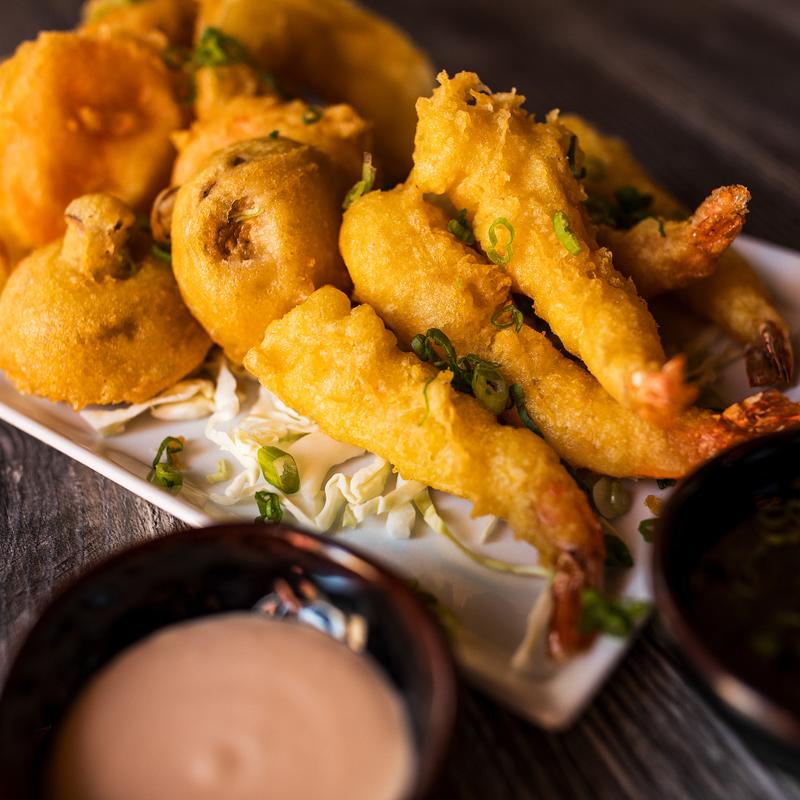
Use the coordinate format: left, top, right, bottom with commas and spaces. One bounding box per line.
48, 613, 416, 800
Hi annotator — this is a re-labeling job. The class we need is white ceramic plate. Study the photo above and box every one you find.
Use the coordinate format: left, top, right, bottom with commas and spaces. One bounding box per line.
2, 235, 798, 729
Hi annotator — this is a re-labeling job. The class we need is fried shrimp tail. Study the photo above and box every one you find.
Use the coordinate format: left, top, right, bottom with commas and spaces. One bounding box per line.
410, 71, 695, 426
564, 113, 794, 387
679, 249, 795, 387
244, 286, 604, 659
599, 184, 751, 298
341, 185, 800, 478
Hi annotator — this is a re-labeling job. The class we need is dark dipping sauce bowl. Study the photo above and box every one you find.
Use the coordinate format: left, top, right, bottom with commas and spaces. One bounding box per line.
0, 524, 457, 799
654, 428, 800, 762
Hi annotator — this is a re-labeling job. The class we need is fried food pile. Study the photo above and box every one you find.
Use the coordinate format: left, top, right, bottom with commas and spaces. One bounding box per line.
0, 2, 797, 659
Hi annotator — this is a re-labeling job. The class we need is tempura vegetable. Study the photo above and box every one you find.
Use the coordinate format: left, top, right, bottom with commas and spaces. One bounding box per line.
171, 136, 349, 363
0, 31, 182, 264
196, 0, 435, 179
244, 286, 604, 659
171, 95, 372, 187
342, 185, 800, 477
0, 195, 210, 409
411, 72, 695, 426
563, 113, 793, 387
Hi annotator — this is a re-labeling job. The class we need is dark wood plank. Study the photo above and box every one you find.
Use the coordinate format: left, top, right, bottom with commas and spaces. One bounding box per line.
2, 1, 799, 798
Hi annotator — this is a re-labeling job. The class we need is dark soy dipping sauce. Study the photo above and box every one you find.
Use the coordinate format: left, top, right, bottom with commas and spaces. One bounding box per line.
688, 493, 800, 717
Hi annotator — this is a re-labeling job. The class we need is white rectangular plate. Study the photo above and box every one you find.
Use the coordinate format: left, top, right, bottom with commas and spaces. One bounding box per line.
2, 235, 798, 729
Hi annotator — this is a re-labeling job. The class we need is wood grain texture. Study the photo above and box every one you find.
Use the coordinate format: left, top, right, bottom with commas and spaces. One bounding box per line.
1, 1, 799, 797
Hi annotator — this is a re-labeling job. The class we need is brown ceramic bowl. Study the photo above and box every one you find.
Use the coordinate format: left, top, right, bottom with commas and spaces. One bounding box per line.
653, 428, 800, 761
0, 524, 457, 799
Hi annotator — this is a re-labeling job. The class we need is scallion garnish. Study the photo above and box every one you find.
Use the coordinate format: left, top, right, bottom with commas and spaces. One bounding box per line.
580, 589, 649, 636
490, 303, 523, 332
553, 210, 582, 255
151, 242, 172, 264
150, 435, 184, 490
302, 106, 322, 125
604, 533, 634, 569
447, 209, 475, 246
656, 478, 676, 490
254, 490, 283, 523
509, 383, 541, 436
566, 134, 586, 179
411, 328, 511, 415
418, 375, 436, 426
592, 477, 631, 519
268, 129, 279, 139
193, 27, 251, 69
638, 518, 657, 542
486, 217, 514, 264
470, 360, 509, 414
258, 445, 300, 494
342, 153, 376, 210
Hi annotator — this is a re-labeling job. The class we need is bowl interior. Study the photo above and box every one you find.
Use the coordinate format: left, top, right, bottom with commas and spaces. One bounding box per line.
0, 524, 456, 798
655, 428, 800, 750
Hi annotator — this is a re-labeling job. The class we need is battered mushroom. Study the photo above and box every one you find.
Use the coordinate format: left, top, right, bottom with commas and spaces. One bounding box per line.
0, 31, 182, 264
171, 136, 350, 362
0, 195, 211, 409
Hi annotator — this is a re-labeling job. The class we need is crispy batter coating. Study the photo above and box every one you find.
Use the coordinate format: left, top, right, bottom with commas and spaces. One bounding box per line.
411, 72, 695, 426
598, 185, 750, 298
342, 186, 800, 477
171, 95, 372, 187
244, 286, 603, 659
0, 195, 210, 409
81, 0, 197, 48
564, 113, 793, 387
171, 137, 349, 363
197, 0, 434, 180
0, 32, 182, 264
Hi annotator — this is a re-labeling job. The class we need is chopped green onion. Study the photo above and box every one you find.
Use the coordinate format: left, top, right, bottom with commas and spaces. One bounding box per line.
657, 218, 666, 237
592, 477, 631, 519
193, 27, 251, 68
342, 153, 376, 209
583, 195, 617, 227
656, 478, 676, 489
151, 242, 172, 264
302, 106, 322, 125
638, 518, 657, 543
490, 303, 523, 332
580, 589, 650, 636
206, 459, 230, 484
150, 436, 184, 490
487, 217, 514, 264
276, 431, 309, 444
566, 134, 586, 179
258, 445, 300, 494
553, 210, 582, 255
447, 209, 475, 246
509, 383, 541, 436
604, 533, 634, 569
583, 155, 606, 180
418, 375, 436, 426
471, 362, 509, 415
268, 129, 279, 139
134, 213, 151, 230
254, 490, 283, 523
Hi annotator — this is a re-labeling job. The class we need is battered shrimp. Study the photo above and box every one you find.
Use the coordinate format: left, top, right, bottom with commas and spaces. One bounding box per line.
410, 72, 695, 426
197, 0, 434, 179
0, 32, 182, 264
563, 113, 793, 387
597, 185, 750, 298
171, 136, 349, 363
171, 95, 372, 187
244, 286, 603, 659
341, 186, 800, 477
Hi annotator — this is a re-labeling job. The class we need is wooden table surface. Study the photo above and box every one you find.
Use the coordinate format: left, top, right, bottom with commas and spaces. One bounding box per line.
2, 1, 799, 797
